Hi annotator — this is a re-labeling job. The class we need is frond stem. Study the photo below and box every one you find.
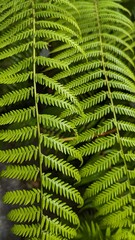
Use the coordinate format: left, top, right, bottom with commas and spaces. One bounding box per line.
31, 0, 43, 234
61, 137, 76, 142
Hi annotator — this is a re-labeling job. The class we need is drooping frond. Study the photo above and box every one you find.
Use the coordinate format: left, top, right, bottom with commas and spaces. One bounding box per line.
50, 0, 135, 239
74, 1, 135, 239
0, 0, 83, 239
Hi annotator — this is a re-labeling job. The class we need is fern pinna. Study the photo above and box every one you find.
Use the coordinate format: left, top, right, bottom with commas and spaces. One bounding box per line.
0, 0, 84, 239
52, 0, 135, 239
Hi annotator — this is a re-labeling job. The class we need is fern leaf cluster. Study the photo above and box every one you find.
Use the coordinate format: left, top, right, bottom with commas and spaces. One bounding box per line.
1, 0, 135, 239
50, 0, 135, 239
0, 0, 84, 239
74, 1, 135, 239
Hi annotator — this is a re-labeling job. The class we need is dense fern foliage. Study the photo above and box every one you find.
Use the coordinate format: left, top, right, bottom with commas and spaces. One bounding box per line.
1, 0, 135, 239
74, 1, 135, 239
51, 0, 135, 239
0, 0, 84, 239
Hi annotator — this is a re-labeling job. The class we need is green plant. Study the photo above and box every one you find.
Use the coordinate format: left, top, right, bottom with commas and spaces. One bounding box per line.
0, 0, 84, 239
71, 1, 135, 239
1, 0, 135, 240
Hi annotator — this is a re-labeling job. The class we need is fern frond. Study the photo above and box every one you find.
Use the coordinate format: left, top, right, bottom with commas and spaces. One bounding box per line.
80, 150, 120, 178
36, 55, 68, 70
109, 80, 135, 93
3, 189, 40, 205
80, 91, 107, 110
73, 128, 95, 144
100, 207, 131, 228
125, 152, 135, 162
121, 137, 135, 147
0, 126, 37, 142
39, 114, 75, 133
41, 134, 82, 162
73, 80, 105, 96
96, 194, 130, 216
0, 72, 31, 84
94, 182, 128, 208
72, 117, 114, 145
42, 173, 84, 206
72, 105, 111, 126
0, 1, 83, 239
42, 193, 80, 226
118, 121, 135, 132
1, 165, 39, 181
28, 233, 64, 240
66, 70, 102, 89
12, 224, 40, 238
84, 166, 126, 199
41, 215, 77, 238
41, 154, 80, 182
0, 145, 37, 163
0, 87, 34, 107
112, 91, 135, 102
8, 206, 40, 223
61, 1, 135, 238
0, 42, 33, 60
79, 135, 116, 156
35, 3, 80, 32
115, 105, 135, 117
2, 0, 135, 238
37, 94, 78, 112
36, 74, 80, 108
0, 106, 35, 125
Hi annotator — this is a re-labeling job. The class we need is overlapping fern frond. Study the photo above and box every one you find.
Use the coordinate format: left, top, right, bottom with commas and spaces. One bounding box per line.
77, 1, 135, 239
0, 0, 83, 239
50, 0, 135, 239
1, 0, 135, 239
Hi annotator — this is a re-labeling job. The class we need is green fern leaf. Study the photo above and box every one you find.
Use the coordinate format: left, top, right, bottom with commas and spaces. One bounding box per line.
80, 150, 120, 177
12, 224, 40, 238
42, 193, 80, 225
8, 206, 40, 223
0, 1, 83, 239
1, 165, 39, 181
42, 173, 84, 206
0, 126, 37, 142
0, 87, 34, 107
0, 145, 37, 163
79, 135, 116, 156
41, 154, 80, 182
39, 114, 76, 133
3, 189, 40, 205
40, 134, 82, 162
41, 215, 77, 238
0, 107, 36, 125
72, 105, 111, 126
84, 166, 126, 199
0, 72, 31, 84
64, 1, 135, 238
37, 93, 78, 111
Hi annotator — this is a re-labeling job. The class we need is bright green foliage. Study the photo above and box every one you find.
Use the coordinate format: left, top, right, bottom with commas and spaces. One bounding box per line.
53, 0, 135, 239
69, 1, 135, 239
0, 0, 83, 239
1, 0, 135, 240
